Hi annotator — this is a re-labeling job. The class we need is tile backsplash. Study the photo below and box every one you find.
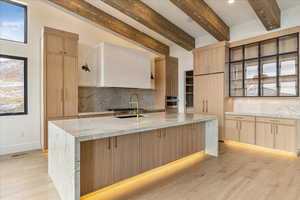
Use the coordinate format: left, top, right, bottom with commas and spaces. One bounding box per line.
234, 98, 300, 115
79, 87, 156, 113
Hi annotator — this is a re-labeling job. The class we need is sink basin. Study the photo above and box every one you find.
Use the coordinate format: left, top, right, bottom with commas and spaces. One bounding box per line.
115, 114, 144, 119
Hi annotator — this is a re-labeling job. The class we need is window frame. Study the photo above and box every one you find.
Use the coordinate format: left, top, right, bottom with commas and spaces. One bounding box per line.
0, 0, 28, 43
0, 54, 28, 116
229, 33, 299, 98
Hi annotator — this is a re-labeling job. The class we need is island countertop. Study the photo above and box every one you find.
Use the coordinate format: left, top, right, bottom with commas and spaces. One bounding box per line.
50, 112, 217, 141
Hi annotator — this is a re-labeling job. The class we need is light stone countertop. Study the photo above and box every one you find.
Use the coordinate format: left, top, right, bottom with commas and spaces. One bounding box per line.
50, 112, 217, 142
225, 112, 300, 120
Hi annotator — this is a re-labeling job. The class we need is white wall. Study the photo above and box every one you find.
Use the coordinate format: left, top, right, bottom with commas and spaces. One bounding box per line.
0, 0, 157, 155
172, 5, 300, 114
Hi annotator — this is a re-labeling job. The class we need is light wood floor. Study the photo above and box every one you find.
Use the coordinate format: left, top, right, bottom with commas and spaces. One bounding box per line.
1, 143, 300, 200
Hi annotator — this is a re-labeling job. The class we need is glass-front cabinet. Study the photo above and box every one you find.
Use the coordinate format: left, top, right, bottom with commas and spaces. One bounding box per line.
229, 33, 299, 97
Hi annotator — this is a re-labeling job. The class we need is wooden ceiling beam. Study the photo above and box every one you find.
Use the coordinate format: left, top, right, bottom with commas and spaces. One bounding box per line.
248, 0, 281, 31
170, 0, 230, 41
47, 0, 169, 55
100, 0, 195, 51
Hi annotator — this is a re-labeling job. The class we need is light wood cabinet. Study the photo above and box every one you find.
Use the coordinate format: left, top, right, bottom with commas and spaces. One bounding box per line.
194, 73, 226, 139
275, 125, 296, 152
181, 124, 196, 157
112, 134, 141, 183
80, 138, 113, 195
161, 127, 181, 165
193, 42, 227, 75
255, 122, 274, 149
225, 119, 239, 141
225, 115, 255, 145
154, 56, 178, 110
43, 27, 79, 149
193, 41, 231, 140
225, 114, 298, 154
140, 130, 162, 172
256, 120, 297, 152
239, 121, 256, 145
80, 123, 205, 196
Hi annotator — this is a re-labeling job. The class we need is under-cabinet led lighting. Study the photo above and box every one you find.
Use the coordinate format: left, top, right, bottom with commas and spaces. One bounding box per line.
81, 152, 205, 200
225, 140, 297, 157
228, 0, 235, 4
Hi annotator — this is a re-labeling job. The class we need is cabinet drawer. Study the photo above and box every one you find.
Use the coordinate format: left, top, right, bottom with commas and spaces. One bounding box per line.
225, 115, 255, 122
256, 117, 296, 126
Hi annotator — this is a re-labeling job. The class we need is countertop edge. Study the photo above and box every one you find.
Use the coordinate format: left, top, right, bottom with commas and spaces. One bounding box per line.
75, 117, 217, 142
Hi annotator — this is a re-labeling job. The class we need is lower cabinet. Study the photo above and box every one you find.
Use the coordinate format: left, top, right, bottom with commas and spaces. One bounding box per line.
225, 114, 298, 154
255, 122, 274, 149
80, 134, 140, 195
140, 129, 162, 172
239, 121, 255, 145
256, 121, 297, 152
225, 115, 255, 144
113, 134, 141, 183
225, 119, 240, 141
80, 138, 113, 195
81, 123, 205, 196
141, 123, 204, 172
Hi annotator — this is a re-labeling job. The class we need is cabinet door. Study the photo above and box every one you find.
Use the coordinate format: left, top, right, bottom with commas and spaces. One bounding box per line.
80, 138, 113, 196
181, 124, 195, 157
239, 121, 255, 144
161, 127, 180, 165
63, 55, 78, 117
141, 130, 162, 172
209, 46, 225, 74
194, 75, 208, 114
225, 119, 239, 141
256, 122, 274, 149
46, 54, 64, 118
275, 125, 296, 152
64, 36, 78, 57
154, 58, 166, 109
46, 33, 64, 118
193, 123, 205, 152
206, 74, 224, 139
166, 57, 178, 97
194, 49, 209, 75
112, 134, 140, 183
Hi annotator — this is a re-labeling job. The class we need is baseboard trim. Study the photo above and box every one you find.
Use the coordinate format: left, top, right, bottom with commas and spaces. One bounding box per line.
0, 142, 41, 156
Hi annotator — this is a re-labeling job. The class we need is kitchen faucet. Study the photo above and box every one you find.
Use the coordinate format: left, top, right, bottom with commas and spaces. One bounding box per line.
129, 93, 140, 119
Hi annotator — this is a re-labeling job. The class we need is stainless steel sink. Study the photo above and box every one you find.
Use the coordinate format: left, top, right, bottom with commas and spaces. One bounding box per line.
115, 114, 144, 119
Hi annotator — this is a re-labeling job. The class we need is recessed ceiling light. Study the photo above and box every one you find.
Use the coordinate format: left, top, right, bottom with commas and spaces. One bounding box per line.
228, 0, 235, 4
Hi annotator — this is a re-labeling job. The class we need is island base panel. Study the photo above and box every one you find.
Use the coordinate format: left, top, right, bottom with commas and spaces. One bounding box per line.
80, 122, 207, 196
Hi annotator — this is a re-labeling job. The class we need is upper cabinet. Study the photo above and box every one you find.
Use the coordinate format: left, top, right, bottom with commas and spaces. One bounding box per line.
229, 33, 299, 97
79, 42, 152, 89
193, 41, 228, 75
154, 56, 179, 110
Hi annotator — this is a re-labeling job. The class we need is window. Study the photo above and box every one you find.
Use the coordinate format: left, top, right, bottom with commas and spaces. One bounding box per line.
229, 33, 299, 97
0, 0, 27, 43
0, 55, 27, 116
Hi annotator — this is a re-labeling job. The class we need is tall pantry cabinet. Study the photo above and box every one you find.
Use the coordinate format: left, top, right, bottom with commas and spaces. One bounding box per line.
193, 41, 232, 140
42, 27, 79, 149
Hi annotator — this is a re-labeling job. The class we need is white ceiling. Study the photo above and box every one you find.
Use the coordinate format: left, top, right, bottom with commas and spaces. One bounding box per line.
86, 0, 300, 48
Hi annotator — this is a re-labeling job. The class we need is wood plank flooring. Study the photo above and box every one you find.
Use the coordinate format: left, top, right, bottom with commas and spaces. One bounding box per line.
1, 143, 300, 200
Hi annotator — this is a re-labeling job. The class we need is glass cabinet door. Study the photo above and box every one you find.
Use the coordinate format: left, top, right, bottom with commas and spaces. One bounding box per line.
244, 60, 259, 96
279, 53, 298, 96
230, 62, 243, 96
260, 56, 277, 96
229, 33, 298, 97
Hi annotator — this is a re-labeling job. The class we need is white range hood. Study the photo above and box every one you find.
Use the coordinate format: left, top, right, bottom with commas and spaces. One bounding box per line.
79, 42, 152, 89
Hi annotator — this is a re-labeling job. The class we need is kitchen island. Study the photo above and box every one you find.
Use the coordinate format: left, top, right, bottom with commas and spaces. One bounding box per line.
48, 112, 218, 200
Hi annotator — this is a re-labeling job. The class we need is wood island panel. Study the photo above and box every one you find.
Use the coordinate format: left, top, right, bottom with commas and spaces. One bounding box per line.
80, 123, 205, 196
